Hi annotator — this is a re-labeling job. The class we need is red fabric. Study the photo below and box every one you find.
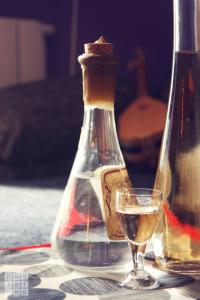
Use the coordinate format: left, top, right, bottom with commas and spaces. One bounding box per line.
0, 243, 51, 251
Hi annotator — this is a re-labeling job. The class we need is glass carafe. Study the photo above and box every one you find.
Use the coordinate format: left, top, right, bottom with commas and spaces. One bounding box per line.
153, 0, 200, 274
51, 37, 132, 272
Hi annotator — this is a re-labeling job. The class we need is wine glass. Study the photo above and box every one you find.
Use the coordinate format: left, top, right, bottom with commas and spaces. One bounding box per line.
116, 188, 162, 290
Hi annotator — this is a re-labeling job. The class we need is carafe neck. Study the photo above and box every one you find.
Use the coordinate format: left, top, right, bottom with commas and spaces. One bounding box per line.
78, 106, 124, 167
77, 39, 124, 168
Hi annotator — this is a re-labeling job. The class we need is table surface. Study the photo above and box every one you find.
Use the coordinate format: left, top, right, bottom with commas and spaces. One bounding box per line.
0, 247, 199, 300
0, 177, 199, 299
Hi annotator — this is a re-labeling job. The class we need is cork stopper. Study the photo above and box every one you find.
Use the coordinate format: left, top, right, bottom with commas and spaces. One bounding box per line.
79, 37, 117, 110
84, 36, 113, 55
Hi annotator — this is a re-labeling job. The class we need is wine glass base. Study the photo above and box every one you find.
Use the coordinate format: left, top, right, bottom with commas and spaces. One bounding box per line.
118, 269, 159, 290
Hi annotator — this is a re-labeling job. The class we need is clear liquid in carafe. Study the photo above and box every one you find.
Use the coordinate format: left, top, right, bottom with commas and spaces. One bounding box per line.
53, 173, 131, 272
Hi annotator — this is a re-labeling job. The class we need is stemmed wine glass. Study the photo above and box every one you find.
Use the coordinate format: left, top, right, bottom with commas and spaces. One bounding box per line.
116, 188, 162, 290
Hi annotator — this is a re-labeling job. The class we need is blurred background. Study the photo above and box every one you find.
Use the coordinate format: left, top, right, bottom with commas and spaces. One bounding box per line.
0, 0, 173, 247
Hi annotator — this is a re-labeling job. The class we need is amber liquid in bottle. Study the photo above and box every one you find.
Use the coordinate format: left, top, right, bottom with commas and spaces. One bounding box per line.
154, 51, 200, 273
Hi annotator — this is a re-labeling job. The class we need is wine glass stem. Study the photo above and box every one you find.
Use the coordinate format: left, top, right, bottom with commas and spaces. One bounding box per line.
130, 243, 146, 275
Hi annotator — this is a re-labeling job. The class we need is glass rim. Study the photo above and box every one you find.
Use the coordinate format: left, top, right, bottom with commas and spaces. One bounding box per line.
116, 188, 162, 197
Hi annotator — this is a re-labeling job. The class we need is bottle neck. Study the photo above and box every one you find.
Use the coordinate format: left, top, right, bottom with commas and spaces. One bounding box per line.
174, 0, 200, 51
79, 106, 124, 167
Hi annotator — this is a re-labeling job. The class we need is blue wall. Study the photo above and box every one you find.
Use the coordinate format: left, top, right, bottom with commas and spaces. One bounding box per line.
78, 0, 173, 95
0, 0, 173, 94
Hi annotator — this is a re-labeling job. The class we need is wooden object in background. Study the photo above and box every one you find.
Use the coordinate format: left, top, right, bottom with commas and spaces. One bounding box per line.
119, 49, 167, 168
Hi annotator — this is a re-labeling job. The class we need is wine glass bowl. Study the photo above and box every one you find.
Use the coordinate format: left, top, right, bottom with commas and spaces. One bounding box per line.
116, 188, 162, 290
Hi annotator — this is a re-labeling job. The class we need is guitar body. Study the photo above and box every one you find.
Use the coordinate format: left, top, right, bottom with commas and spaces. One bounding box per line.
118, 95, 167, 168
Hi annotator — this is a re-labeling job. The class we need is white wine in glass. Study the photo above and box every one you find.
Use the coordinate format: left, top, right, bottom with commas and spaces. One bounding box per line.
116, 188, 162, 290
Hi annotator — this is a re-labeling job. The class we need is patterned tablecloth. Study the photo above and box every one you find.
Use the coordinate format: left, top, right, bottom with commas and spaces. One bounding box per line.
0, 248, 199, 300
